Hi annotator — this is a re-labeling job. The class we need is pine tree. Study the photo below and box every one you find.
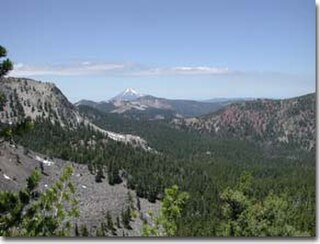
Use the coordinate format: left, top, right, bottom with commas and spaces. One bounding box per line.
80, 224, 89, 237
0, 45, 13, 77
137, 197, 141, 211
0, 164, 79, 237
121, 207, 132, 230
95, 166, 105, 183
95, 223, 105, 237
143, 185, 189, 237
116, 216, 121, 228
106, 211, 116, 234
74, 224, 80, 236
217, 172, 305, 237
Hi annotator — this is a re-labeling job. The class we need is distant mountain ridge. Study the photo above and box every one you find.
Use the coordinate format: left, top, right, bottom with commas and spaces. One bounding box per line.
175, 93, 316, 151
203, 97, 256, 103
75, 89, 249, 119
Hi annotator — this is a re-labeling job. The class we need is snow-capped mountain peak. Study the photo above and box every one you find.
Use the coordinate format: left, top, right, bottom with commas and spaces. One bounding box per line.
124, 88, 138, 94
110, 88, 144, 102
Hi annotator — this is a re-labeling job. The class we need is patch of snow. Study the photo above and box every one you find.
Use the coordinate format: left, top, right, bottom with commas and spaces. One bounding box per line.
81, 185, 87, 189
154, 115, 165, 120
87, 120, 151, 151
110, 88, 144, 102
124, 88, 138, 95
76, 114, 80, 123
35, 156, 54, 166
44, 184, 48, 188
278, 136, 289, 143
3, 174, 11, 180
132, 105, 146, 111
107, 131, 126, 141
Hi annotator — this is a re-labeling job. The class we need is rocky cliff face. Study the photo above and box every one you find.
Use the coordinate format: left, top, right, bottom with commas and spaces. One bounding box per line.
0, 77, 82, 127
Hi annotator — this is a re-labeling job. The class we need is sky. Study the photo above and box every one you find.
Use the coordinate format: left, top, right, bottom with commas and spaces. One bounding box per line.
0, 0, 315, 102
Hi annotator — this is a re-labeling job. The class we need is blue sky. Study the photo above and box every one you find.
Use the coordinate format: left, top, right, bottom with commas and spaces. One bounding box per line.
0, 0, 315, 102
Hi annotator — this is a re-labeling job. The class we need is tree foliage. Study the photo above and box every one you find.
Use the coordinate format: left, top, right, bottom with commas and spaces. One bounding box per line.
0, 46, 33, 143
0, 164, 79, 237
143, 185, 189, 236
1, 117, 34, 143
0, 45, 12, 108
0, 45, 13, 77
217, 172, 309, 237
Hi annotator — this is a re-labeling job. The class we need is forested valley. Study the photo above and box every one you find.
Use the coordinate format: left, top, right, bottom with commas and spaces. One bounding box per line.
13, 111, 315, 236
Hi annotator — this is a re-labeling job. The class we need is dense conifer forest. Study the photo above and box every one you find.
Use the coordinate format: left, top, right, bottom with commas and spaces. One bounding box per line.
13, 114, 315, 236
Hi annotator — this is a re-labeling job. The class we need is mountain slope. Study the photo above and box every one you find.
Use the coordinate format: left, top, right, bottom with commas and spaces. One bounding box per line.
175, 93, 316, 151
0, 141, 160, 236
0, 77, 149, 148
0, 77, 82, 126
76, 94, 235, 119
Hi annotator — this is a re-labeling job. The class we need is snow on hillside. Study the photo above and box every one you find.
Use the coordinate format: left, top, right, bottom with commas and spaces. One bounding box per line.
110, 88, 145, 102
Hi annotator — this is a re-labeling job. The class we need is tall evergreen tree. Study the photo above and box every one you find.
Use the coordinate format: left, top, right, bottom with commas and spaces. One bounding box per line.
0, 164, 79, 237
0, 45, 13, 77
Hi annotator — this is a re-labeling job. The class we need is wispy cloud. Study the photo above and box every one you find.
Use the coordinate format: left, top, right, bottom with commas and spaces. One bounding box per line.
10, 61, 231, 77
10, 62, 126, 77
172, 66, 230, 75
